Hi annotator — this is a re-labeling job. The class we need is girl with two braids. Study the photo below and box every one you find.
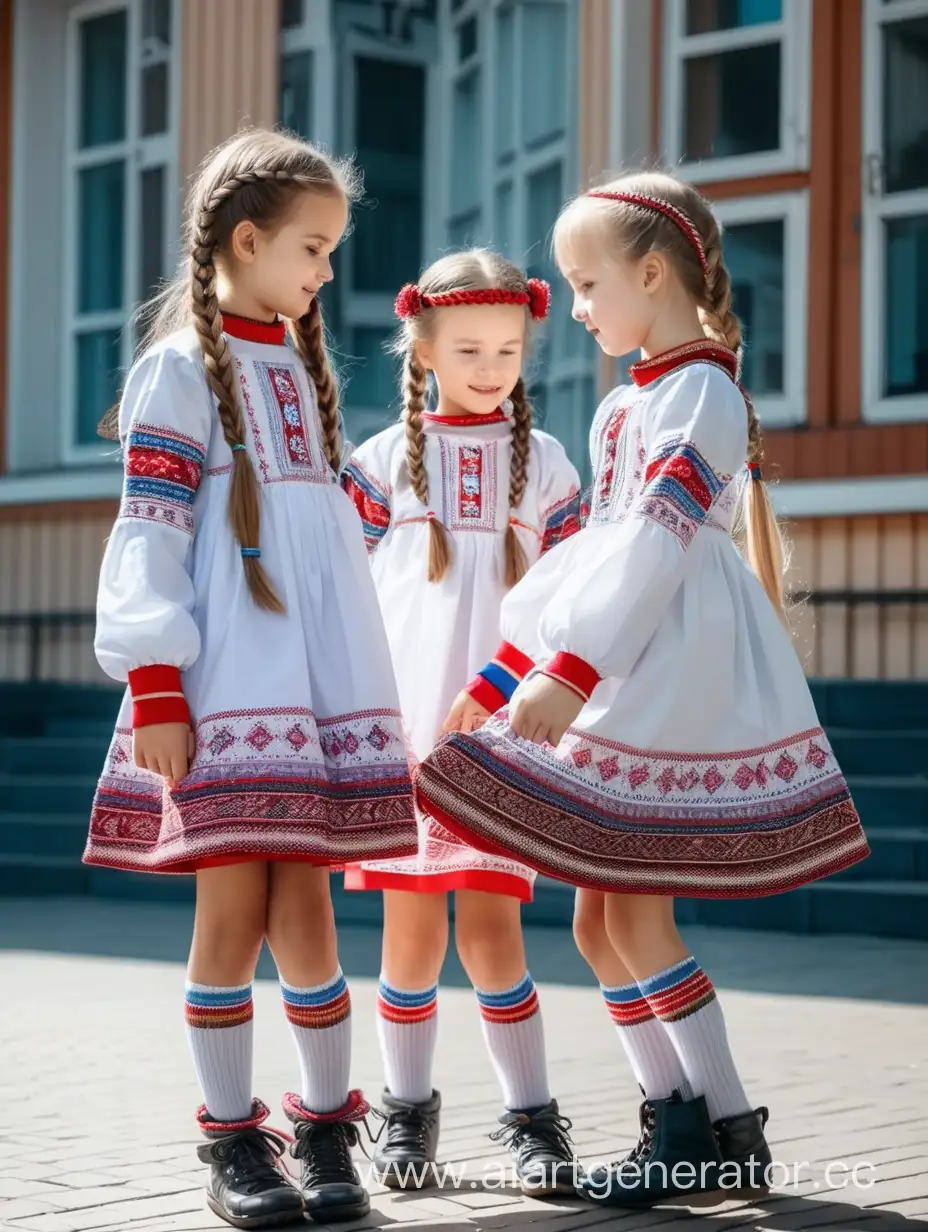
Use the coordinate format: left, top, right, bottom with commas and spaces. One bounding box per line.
416, 175, 869, 1206
85, 130, 419, 1228
340, 250, 583, 1193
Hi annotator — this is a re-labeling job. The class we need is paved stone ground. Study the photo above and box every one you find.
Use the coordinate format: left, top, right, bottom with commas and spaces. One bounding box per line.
1, 897, 927, 1232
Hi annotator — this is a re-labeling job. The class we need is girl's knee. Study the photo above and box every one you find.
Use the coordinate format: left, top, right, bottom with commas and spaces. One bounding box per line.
573, 890, 609, 964
453, 892, 524, 983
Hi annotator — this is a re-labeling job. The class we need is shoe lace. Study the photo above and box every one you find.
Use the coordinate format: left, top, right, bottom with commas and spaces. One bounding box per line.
198, 1127, 291, 1194
618, 1101, 657, 1171
383, 1104, 438, 1155
291, 1118, 363, 1186
490, 1106, 575, 1167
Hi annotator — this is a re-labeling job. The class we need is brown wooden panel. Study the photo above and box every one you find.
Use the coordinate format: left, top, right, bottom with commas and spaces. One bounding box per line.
834, 0, 863, 424
850, 517, 880, 678
0, 0, 12, 475
915, 514, 928, 678
818, 518, 849, 677
765, 424, 928, 480
700, 172, 810, 201
807, 0, 839, 429
882, 515, 916, 678
0, 499, 118, 525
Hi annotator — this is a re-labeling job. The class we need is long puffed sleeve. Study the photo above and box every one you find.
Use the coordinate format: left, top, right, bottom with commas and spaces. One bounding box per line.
533, 431, 583, 555
537, 365, 749, 695
340, 434, 394, 553
94, 341, 213, 727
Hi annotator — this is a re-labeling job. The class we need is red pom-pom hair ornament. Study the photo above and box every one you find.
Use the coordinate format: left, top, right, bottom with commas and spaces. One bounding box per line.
527, 278, 551, 321
395, 284, 422, 319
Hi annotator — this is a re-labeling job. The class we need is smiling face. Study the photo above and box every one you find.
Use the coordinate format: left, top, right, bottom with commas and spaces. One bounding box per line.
415, 302, 527, 416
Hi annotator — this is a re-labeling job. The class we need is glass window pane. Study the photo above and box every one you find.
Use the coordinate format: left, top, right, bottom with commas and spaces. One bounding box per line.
495, 4, 515, 160
78, 161, 125, 314
686, 0, 781, 35
352, 58, 425, 292
527, 162, 562, 358
344, 328, 397, 410
452, 69, 482, 214
80, 10, 128, 148
457, 15, 478, 62
141, 62, 169, 136
724, 218, 784, 394
281, 0, 303, 29
885, 215, 928, 397
76, 330, 123, 446
684, 43, 780, 160
449, 210, 482, 249
522, 3, 566, 148
883, 17, 928, 194
142, 0, 171, 46
280, 50, 313, 137
139, 166, 164, 304
494, 181, 513, 254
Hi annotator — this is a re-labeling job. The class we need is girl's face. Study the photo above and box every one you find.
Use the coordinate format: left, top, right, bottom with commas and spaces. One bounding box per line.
416, 303, 526, 416
556, 225, 660, 358
229, 190, 349, 321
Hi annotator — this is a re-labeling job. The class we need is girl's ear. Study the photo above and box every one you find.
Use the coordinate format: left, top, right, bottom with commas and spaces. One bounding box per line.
414, 339, 434, 372
230, 220, 259, 265
640, 251, 666, 295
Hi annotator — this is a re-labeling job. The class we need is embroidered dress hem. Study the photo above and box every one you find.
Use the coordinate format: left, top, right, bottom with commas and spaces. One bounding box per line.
414, 718, 870, 899
343, 863, 533, 901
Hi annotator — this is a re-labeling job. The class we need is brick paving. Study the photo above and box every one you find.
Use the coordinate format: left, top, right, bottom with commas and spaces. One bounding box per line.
1, 898, 927, 1231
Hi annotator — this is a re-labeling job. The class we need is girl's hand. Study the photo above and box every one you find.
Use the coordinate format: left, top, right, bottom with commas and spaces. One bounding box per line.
441, 690, 492, 735
509, 675, 584, 747
133, 723, 195, 787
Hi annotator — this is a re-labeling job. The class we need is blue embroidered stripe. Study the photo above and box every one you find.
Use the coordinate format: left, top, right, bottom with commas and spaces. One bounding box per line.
644, 474, 713, 522
341, 462, 391, 511
474, 973, 535, 1009
545, 492, 582, 531
280, 973, 348, 1006
128, 429, 206, 466
600, 982, 645, 1004
377, 980, 438, 1008
637, 957, 700, 997
647, 436, 725, 500
184, 982, 253, 1008
124, 476, 197, 505
479, 661, 519, 703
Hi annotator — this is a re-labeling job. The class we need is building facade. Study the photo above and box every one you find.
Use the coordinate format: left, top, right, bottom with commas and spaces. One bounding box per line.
0, 0, 926, 682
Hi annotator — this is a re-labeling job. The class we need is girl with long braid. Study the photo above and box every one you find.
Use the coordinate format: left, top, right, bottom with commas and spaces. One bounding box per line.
85, 129, 418, 1228
339, 250, 583, 1194
415, 176, 870, 1206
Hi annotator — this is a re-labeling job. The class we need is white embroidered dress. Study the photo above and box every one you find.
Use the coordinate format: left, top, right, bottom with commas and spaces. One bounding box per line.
416, 343, 870, 897
340, 409, 582, 899
84, 315, 416, 874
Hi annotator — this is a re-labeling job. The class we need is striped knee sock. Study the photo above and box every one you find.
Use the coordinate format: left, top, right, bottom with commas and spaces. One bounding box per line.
639, 956, 751, 1122
184, 981, 254, 1123
475, 973, 550, 1111
376, 978, 439, 1104
600, 982, 692, 1101
281, 969, 352, 1114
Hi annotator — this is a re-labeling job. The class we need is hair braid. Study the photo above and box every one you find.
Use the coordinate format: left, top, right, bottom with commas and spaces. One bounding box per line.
290, 298, 341, 473
402, 348, 451, 582
504, 377, 532, 588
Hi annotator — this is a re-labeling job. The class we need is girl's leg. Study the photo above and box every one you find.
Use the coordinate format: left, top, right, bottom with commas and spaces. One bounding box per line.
573, 888, 691, 1100
186, 861, 269, 1123
265, 863, 348, 1115
603, 894, 751, 1124
454, 889, 548, 1111
378, 889, 448, 1103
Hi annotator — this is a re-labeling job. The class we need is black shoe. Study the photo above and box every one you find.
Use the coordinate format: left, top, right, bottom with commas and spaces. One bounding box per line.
490, 1098, 579, 1195
284, 1090, 371, 1223
715, 1106, 772, 1197
372, 1088, 442, 1190
196, 1100, 305, 1229
579, 1091, 724, 1208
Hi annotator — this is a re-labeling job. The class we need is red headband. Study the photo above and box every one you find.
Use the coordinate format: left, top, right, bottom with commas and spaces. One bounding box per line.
586, 191, 710, 281
395, 279, 551, 322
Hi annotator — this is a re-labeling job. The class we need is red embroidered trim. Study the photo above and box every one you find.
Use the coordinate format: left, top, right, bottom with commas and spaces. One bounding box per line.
629, 341, 738, 387
282, 1088, 370, 1126
458, 444, 484, 520
495, 641, 535, 680
222, 313, 286, 345
197, 1098, 270, 1134
422, 410, 508, 427
466, 674, 507, 714
542, 652, 602, 702
266, 366, 310, 465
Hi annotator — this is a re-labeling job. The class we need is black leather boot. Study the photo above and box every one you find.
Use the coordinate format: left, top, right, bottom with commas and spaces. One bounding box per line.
715, 1106, 773, 1197
196, 1099, 305, 1229
491, 1098, 579, 1195
284, 1090, 371, 1223
372, 1088, 442, 1189
578, 1091, 724, 1208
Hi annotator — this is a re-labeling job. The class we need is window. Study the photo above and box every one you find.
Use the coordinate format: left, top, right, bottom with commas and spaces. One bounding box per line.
712, 193, 808, 427
662, 0, 811, 182
863, 0, 928, 421
64, 0, 176, 458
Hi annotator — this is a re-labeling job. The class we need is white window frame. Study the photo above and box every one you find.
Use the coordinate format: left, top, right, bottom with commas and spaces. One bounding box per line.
662, 0, 811, 184
862, 0, 928, 423
61, 0, 179, 465
713, 191, 808, 428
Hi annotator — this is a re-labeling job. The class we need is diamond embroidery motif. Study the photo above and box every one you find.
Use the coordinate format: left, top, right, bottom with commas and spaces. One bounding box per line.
368, 725, 390, 751
733, 763, 757, 791
774, 754, 798, 781
656, 766, 677, 794
598, 757, 619, 781
208, 728, 236, 757
285, 724, 309, 752
628, 765, 649, 790
344, 732, 359, 755
245, 724, 274, 753
806, 742, 827, 769
703, 766, 724, 794
571, 747, 592, 769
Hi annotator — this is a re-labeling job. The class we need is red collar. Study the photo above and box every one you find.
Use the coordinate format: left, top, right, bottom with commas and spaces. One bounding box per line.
628, 341, 738, 387
221, 313, 287, 345
422, 410, 509, 427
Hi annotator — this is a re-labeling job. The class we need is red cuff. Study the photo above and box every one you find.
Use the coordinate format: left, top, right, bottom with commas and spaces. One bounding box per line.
128, 665, 191, 729
465, 674, 507, 714
541, 652, 602, 703
492, 641, 535, 680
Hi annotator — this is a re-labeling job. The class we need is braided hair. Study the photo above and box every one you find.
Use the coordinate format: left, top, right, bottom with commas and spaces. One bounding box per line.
99, 129, 360, 612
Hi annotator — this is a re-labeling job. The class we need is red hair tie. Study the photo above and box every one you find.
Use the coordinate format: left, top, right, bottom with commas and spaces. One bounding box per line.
586, 191, 711, 282
395, 280, 551, 321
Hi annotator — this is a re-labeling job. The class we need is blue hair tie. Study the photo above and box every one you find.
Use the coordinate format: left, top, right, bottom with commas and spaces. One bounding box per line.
232, 443, 247, 453
241, 547, 261, 559
748, 462, 762, 481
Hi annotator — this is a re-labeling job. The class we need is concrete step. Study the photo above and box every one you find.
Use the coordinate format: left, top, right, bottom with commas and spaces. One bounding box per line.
0, 683, 121, 735
809, 680, 928, 730
846, 775, 928, 828
0, 736, 109, 777
828, 729, 928, 777
0, 853, 91, 896
829, 827, 928, 881
45, 718, 116, 740
0, 774, 97, 814
0, 814, 88, 858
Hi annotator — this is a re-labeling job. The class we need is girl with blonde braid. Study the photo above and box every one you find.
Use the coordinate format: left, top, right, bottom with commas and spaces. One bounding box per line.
85, 129, 418, 1228
340, 250, 583, 1194
416, 176, 870, 1206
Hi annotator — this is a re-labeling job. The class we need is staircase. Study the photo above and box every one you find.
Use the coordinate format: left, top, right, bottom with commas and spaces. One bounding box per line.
0, 679, 926, 939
